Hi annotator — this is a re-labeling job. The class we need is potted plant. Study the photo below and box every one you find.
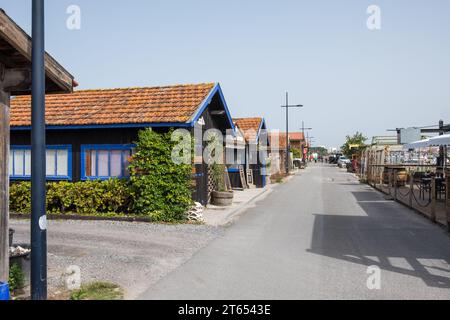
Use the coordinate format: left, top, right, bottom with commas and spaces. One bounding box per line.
211, 163, 233, 206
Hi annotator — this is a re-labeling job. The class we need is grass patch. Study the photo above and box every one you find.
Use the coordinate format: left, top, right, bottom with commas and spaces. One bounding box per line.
70, 282, 124, 300
271, 173, 287, 184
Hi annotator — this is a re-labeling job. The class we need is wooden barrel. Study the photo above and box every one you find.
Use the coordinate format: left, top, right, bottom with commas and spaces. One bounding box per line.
212, 191, 234, 206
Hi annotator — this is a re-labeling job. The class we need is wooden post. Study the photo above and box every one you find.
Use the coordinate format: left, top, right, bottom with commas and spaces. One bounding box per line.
0, 65, 30, 283
446, 174, 450, 231
393, 169, 398, 200
0, 88, 10, 284
409, 172, 414, 208
379, 166, 383, 189
388, 168, 392, 196
430, 176, 436, 222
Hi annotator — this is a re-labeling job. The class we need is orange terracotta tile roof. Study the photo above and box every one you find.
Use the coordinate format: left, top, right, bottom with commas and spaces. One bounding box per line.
288, 132, 305, 141
233, 117, 264, 143
10, 83, 216, 127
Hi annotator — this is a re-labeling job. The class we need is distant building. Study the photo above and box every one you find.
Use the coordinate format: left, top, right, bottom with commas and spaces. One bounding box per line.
268, 132, 290, 176
232, 117, 268, 188
371, 135, 399, 146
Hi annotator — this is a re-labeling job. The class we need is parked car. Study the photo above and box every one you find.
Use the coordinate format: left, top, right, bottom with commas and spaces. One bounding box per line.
329, 155, 338, 164
337, 156, 351, 168
329, 154, 342, 165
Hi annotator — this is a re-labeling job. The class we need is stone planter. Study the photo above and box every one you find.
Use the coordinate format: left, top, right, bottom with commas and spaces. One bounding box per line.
9, 244, 31, 288
211, 191, 234, 207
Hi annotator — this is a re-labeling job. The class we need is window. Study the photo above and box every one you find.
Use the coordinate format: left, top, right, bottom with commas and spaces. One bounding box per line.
81, 145, 134, 180
10, 145, 72, 180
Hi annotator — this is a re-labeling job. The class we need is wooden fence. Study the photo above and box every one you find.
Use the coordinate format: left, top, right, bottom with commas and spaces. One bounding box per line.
366, 165, 450, 231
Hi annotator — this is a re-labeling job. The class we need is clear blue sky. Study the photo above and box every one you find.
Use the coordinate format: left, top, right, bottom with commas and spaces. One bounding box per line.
3, 0, 450, 148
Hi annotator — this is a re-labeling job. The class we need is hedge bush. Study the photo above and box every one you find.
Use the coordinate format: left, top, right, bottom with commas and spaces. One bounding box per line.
9, 181, 32, 214
10, 179, 131, 215
129, 129, 193, 222
9, 129, 194, 222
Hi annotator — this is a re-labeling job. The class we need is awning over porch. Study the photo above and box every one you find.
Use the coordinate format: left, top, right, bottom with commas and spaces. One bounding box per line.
404, 134, 450, 149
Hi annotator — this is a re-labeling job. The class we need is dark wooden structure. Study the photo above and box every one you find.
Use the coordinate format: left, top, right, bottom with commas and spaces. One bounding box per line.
226, 127, 247, 189
190, 89, 234, 204
10, 83, 234, 207
231, 118, 269, 189
0, 9, 74, 283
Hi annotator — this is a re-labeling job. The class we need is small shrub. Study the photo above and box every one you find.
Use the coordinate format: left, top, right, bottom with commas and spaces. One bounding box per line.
71, 180, 106, 214
99, 179, 131, 213
129, 129, 193, 221
271, 172, 286, 184
47, 181, 76, 214
212, 163, 226, 192
8, 263, 24, 292
9, 182, 31, 214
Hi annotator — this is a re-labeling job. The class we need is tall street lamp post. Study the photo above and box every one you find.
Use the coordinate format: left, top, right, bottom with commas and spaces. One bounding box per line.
281, 92, 303, 175
31, 0, 47, 300
301, 121, 312, 164
306, 131, 315, 161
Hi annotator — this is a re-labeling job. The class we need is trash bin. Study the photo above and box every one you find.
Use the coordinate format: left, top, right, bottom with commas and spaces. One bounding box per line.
9, 228, 14, 247
0, 282, 10, 300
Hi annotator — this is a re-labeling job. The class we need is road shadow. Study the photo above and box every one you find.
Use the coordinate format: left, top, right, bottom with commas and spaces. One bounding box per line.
307, 191, 450, 289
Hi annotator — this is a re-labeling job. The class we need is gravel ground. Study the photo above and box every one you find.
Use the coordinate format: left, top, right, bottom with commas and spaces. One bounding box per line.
10, 219, 224, 299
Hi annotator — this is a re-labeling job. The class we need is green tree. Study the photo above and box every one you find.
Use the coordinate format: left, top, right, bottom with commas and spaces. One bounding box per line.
341, 132, 367, 158
292, 148, 302, 159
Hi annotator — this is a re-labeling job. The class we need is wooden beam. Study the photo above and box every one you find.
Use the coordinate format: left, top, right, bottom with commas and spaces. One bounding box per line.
0, 9, 73, 93
0, 51, 15, 68
1, 66, 31, 92
211, 110, 226, 116
0, 64, 32, 283
0, 88, 9, 283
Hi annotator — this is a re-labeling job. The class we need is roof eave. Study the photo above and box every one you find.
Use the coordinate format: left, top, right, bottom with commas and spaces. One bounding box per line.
188, 83, 235, 130
0, 9, 74, 94
10, 122, 192, 131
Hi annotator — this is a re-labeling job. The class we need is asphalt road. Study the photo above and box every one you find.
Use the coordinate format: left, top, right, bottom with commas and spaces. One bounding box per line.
140, 164, 450, 300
